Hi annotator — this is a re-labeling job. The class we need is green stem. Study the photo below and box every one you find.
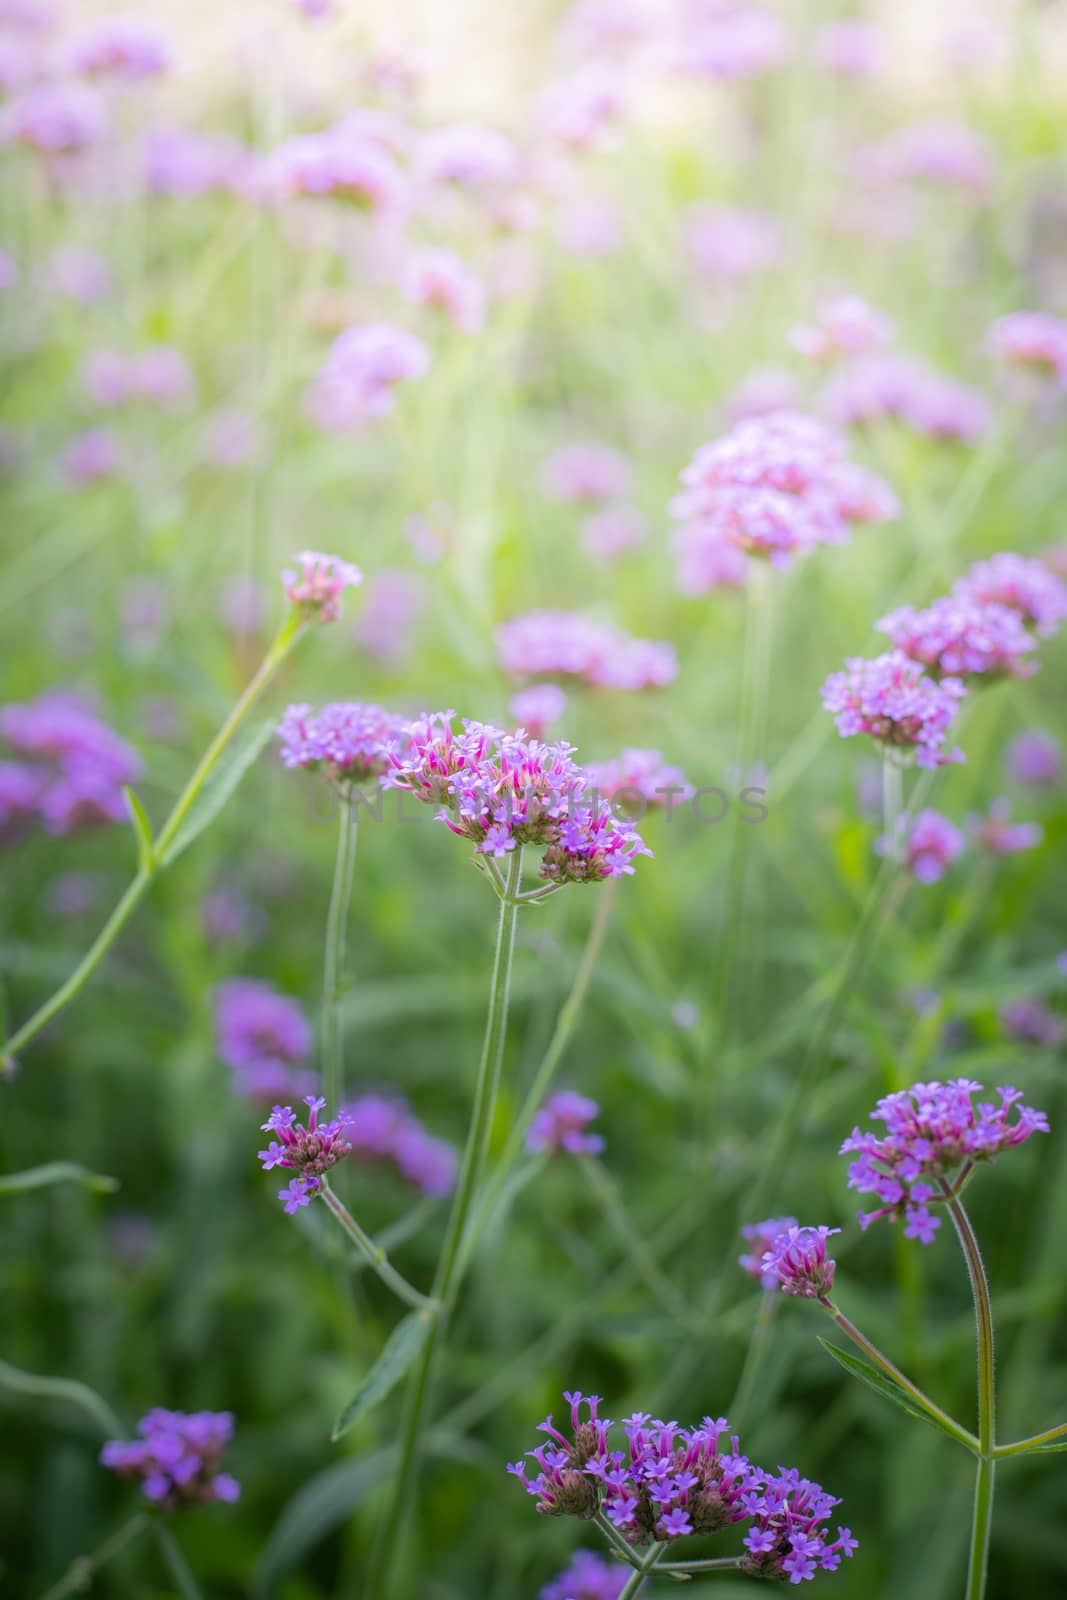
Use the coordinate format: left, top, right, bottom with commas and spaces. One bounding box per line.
319, 1183, 436, 1314
367, 847, 524, 1597
593, 1509, 642, 1568
657, 1557, 746, 1574
322, 794, 358, 1110
39, 1513, 148, 1600
881, 756, 904, 860
150, 1522, 203, 1600
617, 1545, 666, 1599
821, 1300, 980, 1454
994, 1421, 1067, 1459
943, 1188, 996, 1600
3, 614, 303, 1061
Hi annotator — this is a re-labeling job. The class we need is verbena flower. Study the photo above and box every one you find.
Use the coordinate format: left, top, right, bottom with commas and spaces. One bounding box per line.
0, 691, 142, 835
417, 120, 519, 187
63, 427, 120, 486
540, 1549, 627, 1600
509, 683, 567, 737
269, 129, 408, 216
258, 1096, 353, 1212
683, 203, 781, 281
739, 1217, 798, 1288
527, 1090, 604, 1156
497, 611, 677, 691
215, 979, 314, 1103
814, 18, 880, 77
509, 1394, 857, 1581
857, 118, 995, 194
403, 246, 485, 332
282, 551, 363, 623
790, 296, 895, 363
584, 749, 692, 812
305, 324, 430, 431
987, 312, 1067, 385
761, 1225, 839, 1298
968, 798, 1042, 855
672, 6, 786, 83
146, 127, 255, 199
1005, 730, 1061, 788
820, 651, 966, 768
726, 368, 801, 423
541, 442, 632, 504
877, 808, 965, 883
343, 1092, 458, 1196
540, 66, 627, 153
69, 18, 170, 79
100, 1410, 238, 1508
386, 712, 651, 883
1000, 1001, 1064, 1049
3, 81, 105, 152
841, 1080, 1049, 1243
953, 553, 1067, 638
825, 353, 991, 444
877, 597, 1037, 681
582, 506, 646, 561
277, 701, 405, 785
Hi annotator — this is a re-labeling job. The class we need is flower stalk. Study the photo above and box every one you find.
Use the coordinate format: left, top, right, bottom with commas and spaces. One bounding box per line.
322, 790, 359, 1110
319, 1183, 437, 1315
943, 1187, 997, 1600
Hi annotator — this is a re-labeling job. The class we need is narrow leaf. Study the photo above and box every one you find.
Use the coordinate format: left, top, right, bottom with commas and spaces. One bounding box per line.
158, 718, 274, 867
331, 1311, 434, 1441
124, 786, 155, 872
251, 1449, 393, 1598
817, 1338, 969, 1446
0, 1357, 123, 1437
0, 1161, 119, 1196
1029, 1442, 1067, 1456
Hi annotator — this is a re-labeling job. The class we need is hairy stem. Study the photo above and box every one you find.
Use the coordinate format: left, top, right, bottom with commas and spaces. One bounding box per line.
617, 1545, 666, 1598
994, 1421, 1067, 1459
944, 1187, 996, 1600
320, 1184, 437, 1314
322, 794, 358, 1110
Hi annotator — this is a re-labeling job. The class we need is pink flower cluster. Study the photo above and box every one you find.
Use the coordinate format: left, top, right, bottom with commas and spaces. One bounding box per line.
541, 442, 632, 504
671, 411, 898, 582
683, 203, 781, 282
841, 1080, 1049, 1243
584, 748, 692, 811
215, 979, 317, 1103
987, 312, 1067, 385
509, 683, 567, 737
277, 701, 406, 785
820, 651, 965, 768
81, 345, 194, 409
403, 246, 485, 332
69, 18, 170, 80
760, 1225, 839, 1299
969, 798, 1042, 856
282, 551, 363, 623
258, 1096, 353, 1213
2, 81, 105, 152
825, 353, 990, 444
100, 1410, 238, 1509
541, 1550, 626, 1600
878, 808, 965, 883
385, 712, 651, 884
497, 611, 677, 691
955, 553, 1067, 638
0, 691, 142, 837
344, 1092, 458, 1196
790, 296, 895, 364
269, 125, 409, 217
305, 323, 430, 432
876, 598, 1037, 681
739, 1217, 799, 1289
526, 1090, 604, 1156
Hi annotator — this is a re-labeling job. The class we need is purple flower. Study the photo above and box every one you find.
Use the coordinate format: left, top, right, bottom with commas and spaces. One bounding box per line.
968, 798, 1042, 856
814, 19, 880, 77
215, 979, 312, 1075
683, 204, 780, 281
63, 428, 120, 487
0, 691, 141, 835
540, 1549, 626, 1600
277, 701, 405, 785
527, 1090, 604, 1157
344, 1092, 458, 1197
1005, 730, 1061, 788
417, 121, 519, 188
69, 18, 170, 79
510, 683, 567, 738
258, 1096, 353, 1208
404, 246, 485, 332
739, 1218, 799, 1288
146, 127, 255, 199
101, 1409, 238, 1509
672, 6, 786, 83
1000, 1001, 1064, 1049
305, 324, 430, 432
497, 612, 676, 691
858, 118, 995, 194
825, 353, 991, 444
725, 368, 802, 424
583, 750, 692, 814
269, 128, 408, 216
3, 81, 105, 152
987, 311, 1067, 384
760, 1226, 839, 1299
282, 551, 363, 623
841, 1079, 1049, 1240
581, 506, 646, 562
954, 553, 1067, 638
790, 296, 895, 364
877, 597, 1037, 682
353, 570, 425, 664
878, 809, 965, 883
49, 247, 112, 304
541, 443, 632, 505
821, 651, 966, 768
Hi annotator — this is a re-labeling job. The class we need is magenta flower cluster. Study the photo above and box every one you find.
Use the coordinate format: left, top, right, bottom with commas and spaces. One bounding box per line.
878, 808, 965, 883
305, 323, 430, 432
760, 1226, 840, 1299
790, 296, 895, 364
987, 312, 1067, 385
526, 1090, 604, 1157
81, 345, 195, 409
820, 651, 965, 768
344, 1092, 458, 1197
0, 691, 142, 837
841, 1080, 1049, 1243
496, 611, 677, 691
258, 1096, 353, 1213
739, 1216, 798, 1288
386, 712, 651, 884
215, 979, 317, 1103
100, 1409, 238, 1509
876, 598, 1037, 682
277, 701, 407, 786
671, 410, 897, 588
584, 748, 693, 811
509, 1393, 857, 1583
540, 1549, 625, 1600
825, 353, 991, 444
282, 551, 363, 623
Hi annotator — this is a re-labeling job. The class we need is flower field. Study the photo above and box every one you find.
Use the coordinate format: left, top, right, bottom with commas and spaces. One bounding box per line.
1, 3, 1066, 1598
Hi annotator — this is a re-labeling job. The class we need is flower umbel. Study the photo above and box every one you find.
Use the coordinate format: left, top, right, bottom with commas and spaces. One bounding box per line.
282, 551, 363, 623
258, 1096, 353, 1212
761, 1225, 840, 1299
100, 1409, 239, 1509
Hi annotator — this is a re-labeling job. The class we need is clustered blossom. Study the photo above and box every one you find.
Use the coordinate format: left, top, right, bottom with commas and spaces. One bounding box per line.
761, 1226, 839, 1299
541, 442, 632, 504
343, 1092, 458, 1197
954, 554, 1067, 639
417, 120, 519, 188
69, 18, 170, 79
825, 353, 990, 444
879, 808, 965, 883
876, 597, 1036, 681
81, 345, 194, 409
672, 5, 786, 84
509, 683, 567, 738
969, 798, 1042, 856
277, 701, 406, 785
3, 81, 105, 152
581, 505, 646, 562
1000, 1001, 1064, 1050
790, 296, 894, 363
305, 323, 430, 432
100, 1410, 238, 1509
841, 1080, 1050, 1243
987, 311, 1067, 385
63, 427, 120, 486
1005, 730, 1061, 788
820, 651, 965, 768
540, 1549, 626, 1600
584, 748, 692, 812
858, 118, 995, 194
526, 1090, 604, 1156
215, 979, 317, 1102
386, 712, 651, 883
282, 551, 363, 623
671, 411, 897, 582
269, 126, 408, 216
497, 611, 677, 691
683, 203, 781, 281
0, 691, 142, 836
403, 246, 485, 332
509, 1394, 857, 1583
258, 1096, 353, 1213
739, 1217, 798, 1288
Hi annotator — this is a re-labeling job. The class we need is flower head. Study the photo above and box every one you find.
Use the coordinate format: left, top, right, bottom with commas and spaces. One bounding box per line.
987, 312, 1067, 385
4, 81, 105, 152
790, 296, 895, 364
403, 246, 485, 332
277, 701, 405, 785
583, 749, 692, 814
968, 798, 1042, 856
258, 1096, 353, 1210
282, 551, 362, 623
954, 553, 1067, 639
1000, 1001, 1064, 1049
497, 612, 676, 690
821, 651, 966, 768
877, 597, 1037, 681
841, 1079, 1049, 1241
1005, 730, 1061, 788
70, 17, 170, 79
0, 691, 142, 835
509, 683, 567, 738
343, 1092, 457, 1196
305, 324, 430, 432
540, 1549, 627, 1600
739, 1218, 799, 1288
542, 442, 632, 505
878, 808, 965, 883
101, 1409, 238, 1509
270, 128, 408, 216
825, 352, 991, 444
527, 1090, 604, 1156
761, 1225, 839, 1298
418, 120, 519, 187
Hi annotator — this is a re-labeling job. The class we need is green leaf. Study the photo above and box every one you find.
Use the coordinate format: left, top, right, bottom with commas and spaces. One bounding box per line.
0, 1357, 123, 1437
0, 1161, 119, 1196
124, 786, 155, 872
817, 1338, 972, 1448
251, 1449, 393, 1598
331, 1311, 434, 1441
158, 718, 274, 868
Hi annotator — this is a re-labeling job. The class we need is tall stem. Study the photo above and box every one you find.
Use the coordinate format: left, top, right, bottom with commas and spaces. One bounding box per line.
367, 847, 524, 1596
3, 614, 303, 1061
881, 756, 904, 861
944, 1188, 996, 1600
320, 1183, 436, 1314
322, 794, 358, 1110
